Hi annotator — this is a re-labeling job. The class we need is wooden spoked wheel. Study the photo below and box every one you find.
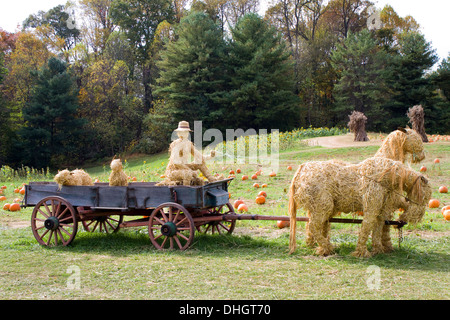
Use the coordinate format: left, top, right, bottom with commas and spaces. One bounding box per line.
82, 215, 123, 233
30, 196, 78, 247
148, 203, 195, 250
197, 203, 236, 235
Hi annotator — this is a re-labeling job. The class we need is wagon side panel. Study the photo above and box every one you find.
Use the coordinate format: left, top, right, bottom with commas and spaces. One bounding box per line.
25, 183, 97, 207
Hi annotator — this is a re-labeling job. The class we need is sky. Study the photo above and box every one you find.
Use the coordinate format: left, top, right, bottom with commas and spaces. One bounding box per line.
0, 0, 449, 65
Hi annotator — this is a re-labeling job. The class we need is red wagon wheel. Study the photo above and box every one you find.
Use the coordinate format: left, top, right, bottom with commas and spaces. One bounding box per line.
82, 215, 123, 233
197, 203, 236, 235
148, 202, 195, 251
30, 196, 78, 247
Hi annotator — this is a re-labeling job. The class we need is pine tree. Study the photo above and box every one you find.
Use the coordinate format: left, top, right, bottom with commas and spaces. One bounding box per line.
20, 57, 85, 168
385, 32, 438, 130
227, 13, 299, 131
331, 29, 391, 131
155, 11, 228, 130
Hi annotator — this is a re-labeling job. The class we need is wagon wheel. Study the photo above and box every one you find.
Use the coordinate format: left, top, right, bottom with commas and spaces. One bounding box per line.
197, 203, 236, 235
148, 202, 195, 251
30, 196, 78, 247
81, 215, 123, 233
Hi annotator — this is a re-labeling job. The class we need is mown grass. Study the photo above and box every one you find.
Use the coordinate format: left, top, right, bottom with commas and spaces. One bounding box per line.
0, 135, 449, 300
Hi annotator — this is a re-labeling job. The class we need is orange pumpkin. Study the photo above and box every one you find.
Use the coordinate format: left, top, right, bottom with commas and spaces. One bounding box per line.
258, 191, 267, 198
9, 203, 20, 212
236, 169, 241, 174
287, 166, 292, 171
434, 158, 440, 164
251, 174, 258, 180
253, 183, 260, 188
19, 188, 25, 195
276, 220, 290, 229
269, 171, 276, 177
441, 205, 450, 214
439, 186, 448, 193
420, 166, 427, 172
229, 170, 235, 175
428, 199, 440, 208
255, 196, 266, 204
261, 183, 268, 188
237, 203, 248, 213
356, 211, 364, 216
3, 203, 11, 211
241, 175, 249, 181
443, 210, 450, 221
233, 199, 244, 209
0, 196, 6, 201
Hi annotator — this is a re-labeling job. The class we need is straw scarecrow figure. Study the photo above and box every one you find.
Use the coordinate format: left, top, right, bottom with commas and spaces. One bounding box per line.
288, 157, 431, 257
407, 105, 428, 142
348, 111, 369, 142
157, 121, 218, 186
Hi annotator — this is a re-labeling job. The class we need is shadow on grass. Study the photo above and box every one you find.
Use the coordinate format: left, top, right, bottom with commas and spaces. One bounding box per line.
50, 228, 450, 273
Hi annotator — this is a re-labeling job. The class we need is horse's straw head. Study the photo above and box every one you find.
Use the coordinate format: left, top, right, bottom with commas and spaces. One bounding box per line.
403, 128, 425, 163
399, 175, 432, 224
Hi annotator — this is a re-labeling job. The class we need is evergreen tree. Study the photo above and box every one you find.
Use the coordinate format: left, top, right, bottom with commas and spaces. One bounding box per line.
432, 54, 450, 101
331, 29, 391, 131
385, 32, 438, 130
155, 11, 228, 130
20, 57, 85, 168
429, 54, 450, 134
227, 13, 299, 131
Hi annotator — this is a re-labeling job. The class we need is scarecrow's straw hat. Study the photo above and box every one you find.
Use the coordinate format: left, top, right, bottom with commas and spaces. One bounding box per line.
175, 121, 192, 132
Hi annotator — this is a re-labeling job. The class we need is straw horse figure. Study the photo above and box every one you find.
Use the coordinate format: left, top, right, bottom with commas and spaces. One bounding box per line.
374, 127, 425, 164
288, 157, 431, 257
371, 127, 425, 250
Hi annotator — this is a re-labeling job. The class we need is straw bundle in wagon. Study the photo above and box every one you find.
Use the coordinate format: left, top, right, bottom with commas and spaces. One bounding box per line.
288, 157, 431, 257
407, 105, 428, 142
109, 158, 128, 186
348, 111, 369, 142
54, 169, 94, 187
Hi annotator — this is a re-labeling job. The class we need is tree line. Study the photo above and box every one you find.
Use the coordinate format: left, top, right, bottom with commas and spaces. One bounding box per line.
0, 0, 449, 169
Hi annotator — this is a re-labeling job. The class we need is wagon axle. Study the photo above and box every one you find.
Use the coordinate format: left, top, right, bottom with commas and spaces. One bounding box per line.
160, 222, 178, 237
44, 216, 60, 231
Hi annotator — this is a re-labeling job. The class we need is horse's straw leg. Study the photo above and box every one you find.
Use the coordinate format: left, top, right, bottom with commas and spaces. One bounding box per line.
309, 214, 334, 256
352, 215, 376, 258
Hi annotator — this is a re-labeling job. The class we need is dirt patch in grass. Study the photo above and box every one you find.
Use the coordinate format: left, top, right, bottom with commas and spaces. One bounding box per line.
305, 133, 382, 148
2, 220, 30, 229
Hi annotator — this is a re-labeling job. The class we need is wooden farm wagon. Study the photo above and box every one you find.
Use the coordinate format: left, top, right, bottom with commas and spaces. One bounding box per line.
22, 179, 406, 250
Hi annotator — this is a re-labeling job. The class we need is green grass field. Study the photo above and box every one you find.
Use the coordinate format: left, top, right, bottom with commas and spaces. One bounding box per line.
0, 135, 449, 300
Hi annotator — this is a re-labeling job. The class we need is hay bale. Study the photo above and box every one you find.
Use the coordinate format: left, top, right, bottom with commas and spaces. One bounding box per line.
54, 169, 93, 187
374, 128, 425, 163
288, 157, 431, 257
407, 105, 428, 142
348, 111, 369, 142
109, 159, 128, 186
